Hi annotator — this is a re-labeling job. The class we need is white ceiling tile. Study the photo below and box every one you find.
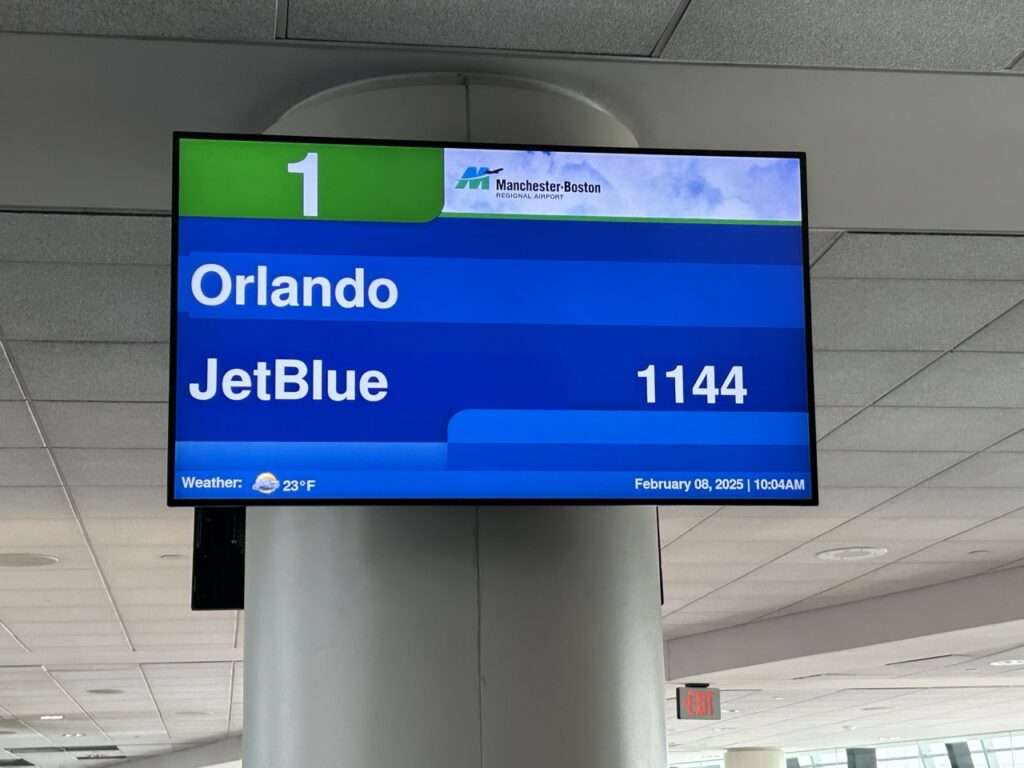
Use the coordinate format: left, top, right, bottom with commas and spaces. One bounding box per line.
0, 567, 104, 590
20, 634, 128, 649
661, 562, 752, 585
0, 518, 82, 547
287, 0, 680, 55
8, 342, 168, 401
813, 234, 1024, 280
0, 213, 169, 264
675, 514, 843, 542
663, 0, 1024, 71
817, 450, 968, 487
95, 547, 191, 569
70, 487, 178, 519
109, 589, 190, 607
682, 594, 794, 615
0, 263, 168, 341
952, 512, 1024, 541
0, 588, 112, 607
778, 538, 922, 566
809, 230, 843, 265
0, 401, 40, 447
926, 452, 1024, 488
960, 302, 1024, 352
126, 619, 235, 636
716, 488, 900, 519
105, 569, 190, 589
84, 518, 191, 548
870, 487, 1024, 519
812, 351, 939, 406
905, 539, 1024, 565
990, 429, 1024, 451
35, 402, 166, 449
820, 406, 1024, 452
54, 449, 165, 486
743, 560, 880, 584
0, 544, 93, 570
133, 633, 234, 648
661, 538, 796, 566
0, 487, 69, 520
882, 352, 1024, 407
815, 406, 860, 437
822, 514, 975, 543
811, 279, 1024, 351
0, 448, 58, 485
0, 1, 276, 41
659, 507, 718, 546
0, 354, 20, 400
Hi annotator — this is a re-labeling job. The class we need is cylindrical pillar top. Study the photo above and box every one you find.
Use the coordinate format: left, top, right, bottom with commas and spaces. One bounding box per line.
266, 72, 639, 147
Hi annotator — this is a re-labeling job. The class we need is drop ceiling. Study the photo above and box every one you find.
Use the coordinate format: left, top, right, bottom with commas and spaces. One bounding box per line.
3, 0, 1024, 73
3, 2, 1024, 763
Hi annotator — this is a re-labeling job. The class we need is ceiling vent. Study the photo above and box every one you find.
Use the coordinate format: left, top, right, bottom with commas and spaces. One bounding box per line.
0, 760, 33, 768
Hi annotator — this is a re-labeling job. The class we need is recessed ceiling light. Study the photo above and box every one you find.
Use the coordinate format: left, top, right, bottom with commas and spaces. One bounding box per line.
62, 733, 86, 738
773, 697, 785, 701
724, 709, 741, 714
816, 547, 889, 562
159, 553, 185, 560
0, 553, 60, 568
990, 659, 1024, 667
86, 689, 123, 695
844, 725, 858, 731
39, 715, 63, 721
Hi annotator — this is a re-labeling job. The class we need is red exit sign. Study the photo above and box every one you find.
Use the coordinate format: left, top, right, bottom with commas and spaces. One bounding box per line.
676, 686, 721, 720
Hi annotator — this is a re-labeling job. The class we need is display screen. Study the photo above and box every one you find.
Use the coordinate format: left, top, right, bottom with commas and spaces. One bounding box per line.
169, 133, 816, 505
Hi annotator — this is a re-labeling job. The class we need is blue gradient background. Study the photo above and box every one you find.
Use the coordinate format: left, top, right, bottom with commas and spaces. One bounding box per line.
172, 215, 814, 502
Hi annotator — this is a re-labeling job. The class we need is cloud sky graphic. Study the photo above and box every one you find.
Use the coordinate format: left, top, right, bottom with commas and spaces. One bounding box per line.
444, 149, 802, 222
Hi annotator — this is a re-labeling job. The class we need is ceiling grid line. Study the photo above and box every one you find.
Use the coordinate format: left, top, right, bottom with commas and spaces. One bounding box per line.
758, 490, 1024, 618
1002, 49, 1024, 70
810, 231, 846, 267
225, 661, 236, 736
0, 336, 137, 652
0, 621, 30, 654
274, 0, 290, 39
650, 0, 696, 58
136, 665, 172, 745
809, 288, 1024, 446
662, 434, 1024, 623
666, 290, 1024, 624
40, 665, 116, 743
659, 507, 724, 551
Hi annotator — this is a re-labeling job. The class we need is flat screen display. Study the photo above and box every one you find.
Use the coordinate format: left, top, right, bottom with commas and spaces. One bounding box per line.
169, 133, 816, 505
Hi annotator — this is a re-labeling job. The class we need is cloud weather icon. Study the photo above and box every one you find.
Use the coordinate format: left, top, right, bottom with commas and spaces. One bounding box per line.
252, 472, 280, 494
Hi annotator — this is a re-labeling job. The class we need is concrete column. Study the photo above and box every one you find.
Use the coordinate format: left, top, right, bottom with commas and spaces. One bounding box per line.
244, 506, 665, 768
243, 75, 664, 768
726, 748, 787, 768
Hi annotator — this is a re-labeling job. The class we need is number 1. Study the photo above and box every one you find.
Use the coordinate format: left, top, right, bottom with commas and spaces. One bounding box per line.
287, 152, 319, 217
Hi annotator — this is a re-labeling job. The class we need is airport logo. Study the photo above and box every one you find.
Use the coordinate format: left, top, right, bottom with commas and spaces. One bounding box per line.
251, 471, 280, 494
455, 166, 503, 190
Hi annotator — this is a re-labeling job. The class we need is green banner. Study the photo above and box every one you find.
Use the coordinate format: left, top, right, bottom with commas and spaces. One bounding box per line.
178, 138, 443, 222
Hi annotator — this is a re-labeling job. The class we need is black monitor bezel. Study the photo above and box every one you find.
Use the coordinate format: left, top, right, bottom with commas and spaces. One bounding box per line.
168, 131, 817, 507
